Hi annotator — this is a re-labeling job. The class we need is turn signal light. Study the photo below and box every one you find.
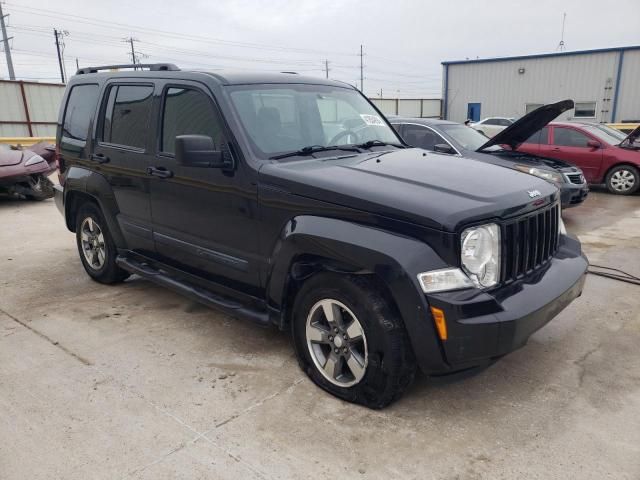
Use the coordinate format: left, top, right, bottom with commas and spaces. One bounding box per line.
430, 306, 448, 341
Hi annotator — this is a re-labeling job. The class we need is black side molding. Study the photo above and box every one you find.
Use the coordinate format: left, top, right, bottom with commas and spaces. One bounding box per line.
115, 255, 269, 326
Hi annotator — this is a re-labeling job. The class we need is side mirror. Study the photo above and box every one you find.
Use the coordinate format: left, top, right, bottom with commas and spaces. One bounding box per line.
175, 135, 232, 169
586, 140, 601, 149
433, 143, 455, 154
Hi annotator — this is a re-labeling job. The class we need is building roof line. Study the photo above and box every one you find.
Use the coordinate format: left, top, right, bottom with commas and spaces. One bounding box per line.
441, 45, 640, 66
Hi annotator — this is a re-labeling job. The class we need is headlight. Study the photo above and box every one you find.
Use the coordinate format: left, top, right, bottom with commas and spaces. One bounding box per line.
460, 223, 501, 288
417, 268, 473, 293
515, 165, 563, 184
24, 155, 46, 167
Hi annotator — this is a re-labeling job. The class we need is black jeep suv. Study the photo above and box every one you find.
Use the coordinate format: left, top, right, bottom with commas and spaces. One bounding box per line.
54, 64, 588, 408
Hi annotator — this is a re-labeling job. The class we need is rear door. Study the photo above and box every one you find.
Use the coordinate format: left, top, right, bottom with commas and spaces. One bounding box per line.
148, 82, 261, 294
550, 126, 603, 182
92, 82, 156, 253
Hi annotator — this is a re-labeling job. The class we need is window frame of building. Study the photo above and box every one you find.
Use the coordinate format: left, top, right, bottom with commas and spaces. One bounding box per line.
525, 103, 544, 115
573, 101, 597, 119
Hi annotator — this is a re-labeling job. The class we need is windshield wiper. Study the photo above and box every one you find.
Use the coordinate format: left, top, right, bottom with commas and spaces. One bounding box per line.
269, 145, 361, 160
354, 140, 405, 150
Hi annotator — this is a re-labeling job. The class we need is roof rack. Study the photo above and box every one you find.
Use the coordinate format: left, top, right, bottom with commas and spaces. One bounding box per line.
76, 63, 180, 75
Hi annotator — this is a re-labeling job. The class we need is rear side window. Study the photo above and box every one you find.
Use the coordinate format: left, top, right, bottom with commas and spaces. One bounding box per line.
161, 87, 224, 154
553, 127, 590, 147
102, 85, 154, 149
403, 124, 445, 151
524, 127, 549, 144
62, 84, 100, 142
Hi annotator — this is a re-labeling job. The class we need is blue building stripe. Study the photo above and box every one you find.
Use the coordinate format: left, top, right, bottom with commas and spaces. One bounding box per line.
611, 50, 625, 122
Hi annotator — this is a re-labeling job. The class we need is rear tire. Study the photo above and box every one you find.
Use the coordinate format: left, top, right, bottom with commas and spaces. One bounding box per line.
75, 203, 129, 284
292, 273, 416, 409
605, 165, 639, 195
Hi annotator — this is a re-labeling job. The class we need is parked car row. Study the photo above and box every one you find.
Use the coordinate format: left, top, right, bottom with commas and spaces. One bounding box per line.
390, 100, 589, 209
394, 103, 640, 197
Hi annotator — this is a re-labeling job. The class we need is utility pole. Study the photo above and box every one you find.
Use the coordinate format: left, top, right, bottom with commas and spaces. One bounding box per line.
324, 59, 329, 79
557, 13, 567, 52
0, 2, 16, 80
75, 58, 79, 71
359, 45, 364, 92
124, 37, 140, 69
53, 29, 66, 83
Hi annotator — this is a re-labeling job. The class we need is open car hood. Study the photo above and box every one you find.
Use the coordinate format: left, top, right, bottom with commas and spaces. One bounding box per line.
477, 99, 574, 152
619, 125, 640, 149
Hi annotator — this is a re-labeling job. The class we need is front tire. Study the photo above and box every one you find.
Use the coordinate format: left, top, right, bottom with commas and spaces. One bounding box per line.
292, 273, 416, 409
75, 203, 129, 284
606, 165, 639, 195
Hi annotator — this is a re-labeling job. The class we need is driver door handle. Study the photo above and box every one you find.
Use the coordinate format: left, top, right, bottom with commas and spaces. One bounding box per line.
90, 153, 110, 164
147, 166, 173, 179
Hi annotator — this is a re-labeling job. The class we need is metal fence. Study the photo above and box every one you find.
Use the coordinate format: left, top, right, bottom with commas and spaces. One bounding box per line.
0, 80, 65, 137
369, 98, 442, 118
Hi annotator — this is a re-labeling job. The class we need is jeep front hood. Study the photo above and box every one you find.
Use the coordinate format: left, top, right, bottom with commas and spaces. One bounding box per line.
477, 99, 574, 152
259, 148, 558, 232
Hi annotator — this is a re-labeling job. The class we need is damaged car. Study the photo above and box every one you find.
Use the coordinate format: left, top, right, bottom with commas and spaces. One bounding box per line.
0, 142, 56, 200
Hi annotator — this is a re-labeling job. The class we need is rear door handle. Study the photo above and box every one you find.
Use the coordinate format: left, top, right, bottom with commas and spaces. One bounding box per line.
147, 166, 173, 179
90, 153, 110, 164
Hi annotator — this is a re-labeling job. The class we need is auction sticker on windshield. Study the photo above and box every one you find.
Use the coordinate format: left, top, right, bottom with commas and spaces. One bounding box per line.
360, 114, 385, 126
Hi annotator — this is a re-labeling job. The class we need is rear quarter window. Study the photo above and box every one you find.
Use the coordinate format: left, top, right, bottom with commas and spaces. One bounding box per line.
62, 84, 100, 143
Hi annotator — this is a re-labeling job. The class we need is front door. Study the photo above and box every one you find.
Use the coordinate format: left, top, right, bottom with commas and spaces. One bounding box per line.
550, 126, 603, 182
467, 103, 481, 122
148, 82, 261, 296
92, 82, 156, 253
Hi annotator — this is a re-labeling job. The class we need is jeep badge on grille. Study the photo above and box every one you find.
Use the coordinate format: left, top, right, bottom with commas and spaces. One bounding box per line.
527, 190, 542, 198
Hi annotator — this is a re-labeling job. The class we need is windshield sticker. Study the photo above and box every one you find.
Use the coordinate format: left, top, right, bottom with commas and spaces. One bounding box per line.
360, 114, 385, 126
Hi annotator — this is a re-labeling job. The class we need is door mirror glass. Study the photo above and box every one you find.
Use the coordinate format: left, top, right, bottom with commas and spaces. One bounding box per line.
434, 143, 455, 154
175, 135, 229, 168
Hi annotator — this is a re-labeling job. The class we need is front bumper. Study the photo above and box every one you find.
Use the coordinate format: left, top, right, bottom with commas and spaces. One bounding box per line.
560, 182, 589, 208
425, 234, 587, 372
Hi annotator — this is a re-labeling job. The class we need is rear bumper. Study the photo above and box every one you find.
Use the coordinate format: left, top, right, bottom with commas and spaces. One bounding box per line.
423, 234, 587, 373
54, 183, 64, 216
560, 183, 589, 208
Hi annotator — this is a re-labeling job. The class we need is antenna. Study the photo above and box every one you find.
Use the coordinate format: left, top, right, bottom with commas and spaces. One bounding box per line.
557, 12, 567, 51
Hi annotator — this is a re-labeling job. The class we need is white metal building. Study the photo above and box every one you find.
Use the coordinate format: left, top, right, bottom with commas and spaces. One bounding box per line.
442, 45, 640, 124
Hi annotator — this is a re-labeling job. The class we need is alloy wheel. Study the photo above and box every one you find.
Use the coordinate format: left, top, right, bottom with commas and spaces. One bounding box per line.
610, 169, 636, 192
80, 217, 106, 270
305, 299, 368, 387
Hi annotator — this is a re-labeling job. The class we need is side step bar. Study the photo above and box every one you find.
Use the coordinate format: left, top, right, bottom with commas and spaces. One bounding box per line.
116, 255, 270, 326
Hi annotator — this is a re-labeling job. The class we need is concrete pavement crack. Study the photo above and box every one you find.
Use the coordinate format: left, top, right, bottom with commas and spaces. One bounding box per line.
0, 307, 93, 366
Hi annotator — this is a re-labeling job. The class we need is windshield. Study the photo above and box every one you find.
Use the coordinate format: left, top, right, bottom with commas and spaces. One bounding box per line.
582, 125, 625, 145
227, 84, 400, 158
439, 124, 502, 151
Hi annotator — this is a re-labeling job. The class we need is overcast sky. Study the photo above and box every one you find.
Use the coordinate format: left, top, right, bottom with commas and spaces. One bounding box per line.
1, 0, 638, 98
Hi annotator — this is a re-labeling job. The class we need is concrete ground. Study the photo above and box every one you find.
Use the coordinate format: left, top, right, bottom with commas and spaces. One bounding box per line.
1, 189, 639, 480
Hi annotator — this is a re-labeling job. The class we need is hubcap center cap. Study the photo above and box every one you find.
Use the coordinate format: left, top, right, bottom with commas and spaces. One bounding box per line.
333, 335, 344, 348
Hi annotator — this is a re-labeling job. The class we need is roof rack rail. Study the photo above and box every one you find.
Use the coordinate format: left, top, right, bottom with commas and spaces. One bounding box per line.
76, 63, 180, 75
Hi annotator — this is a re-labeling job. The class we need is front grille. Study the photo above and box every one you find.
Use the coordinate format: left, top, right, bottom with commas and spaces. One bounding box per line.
501, 204, 560, 282
565, 173, 584, 184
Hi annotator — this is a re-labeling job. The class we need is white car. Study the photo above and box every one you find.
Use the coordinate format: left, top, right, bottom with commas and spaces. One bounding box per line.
470, 117, 515, 138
